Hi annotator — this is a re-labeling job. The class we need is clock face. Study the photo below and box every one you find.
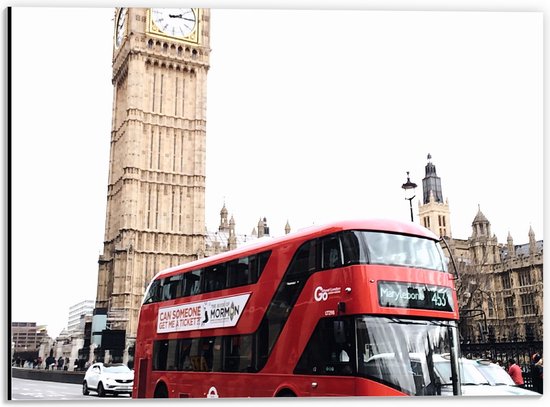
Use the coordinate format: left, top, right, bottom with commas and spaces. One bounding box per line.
151, 8, 197, 39
115, 8, 128, 48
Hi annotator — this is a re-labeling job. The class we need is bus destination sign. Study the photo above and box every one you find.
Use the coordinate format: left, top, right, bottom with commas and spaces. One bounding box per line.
378, 281, 454, 312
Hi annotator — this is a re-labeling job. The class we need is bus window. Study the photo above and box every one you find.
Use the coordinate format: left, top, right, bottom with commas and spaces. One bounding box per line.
178, 339, 193, 371
321, 234, 343, 269
247, 251, 271, 283
153, 340, 169, 371
203, 263, 227, 292
341, 231, 366, 265
341, 231, 447, 272
182, 269, 202, 296
143, 279, 162, 304
190, 338, 221, 372
161, 274, 183, 301
223, 335, 253, 372
227, 258, 250, 287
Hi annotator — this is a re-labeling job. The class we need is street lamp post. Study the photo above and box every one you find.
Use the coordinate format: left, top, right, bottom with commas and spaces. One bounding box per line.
401, 171, 417, 222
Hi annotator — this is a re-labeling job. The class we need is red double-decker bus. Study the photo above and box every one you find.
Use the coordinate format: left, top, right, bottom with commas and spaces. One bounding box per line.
132, 219, 461, 398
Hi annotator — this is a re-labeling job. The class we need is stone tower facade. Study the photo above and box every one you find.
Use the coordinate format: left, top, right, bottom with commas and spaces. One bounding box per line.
418, 154, 452, 238
95, 8, 211, 345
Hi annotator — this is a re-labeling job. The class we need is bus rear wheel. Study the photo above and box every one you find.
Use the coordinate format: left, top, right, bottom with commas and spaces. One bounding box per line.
276, 389, 296, 397
154, 382, 169, 398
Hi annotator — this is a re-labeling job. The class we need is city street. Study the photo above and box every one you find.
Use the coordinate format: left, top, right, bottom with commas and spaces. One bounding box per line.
11, 378, 132, 401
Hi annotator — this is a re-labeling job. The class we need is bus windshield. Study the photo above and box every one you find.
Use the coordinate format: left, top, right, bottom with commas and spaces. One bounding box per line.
345, 231, 447, 272
357, 316, 457, 396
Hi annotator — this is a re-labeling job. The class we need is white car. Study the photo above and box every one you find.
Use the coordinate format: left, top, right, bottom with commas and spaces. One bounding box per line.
82, 362, 134, 397
472, 359, 540, 396
434, 356, 540, 396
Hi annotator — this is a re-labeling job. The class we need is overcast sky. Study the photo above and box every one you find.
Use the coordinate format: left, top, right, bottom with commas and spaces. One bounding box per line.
8, 1, 545, 341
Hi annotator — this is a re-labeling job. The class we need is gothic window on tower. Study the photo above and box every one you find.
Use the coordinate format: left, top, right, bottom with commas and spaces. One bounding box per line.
518, 269, 532, 286
159, 74, 164, 113
152, 72, 157, 112
520, 293, 536, 315
149, 128, 154, 169
487, 297, 494, 318
172, 132, 177, 172
155, 185, 161, 228
157, 129, 162, 170
171, 190, 176, 231
504, 296, 515, 318
147, 184, 153, 228
175, 77, 179, 116
501, 272, 512, 290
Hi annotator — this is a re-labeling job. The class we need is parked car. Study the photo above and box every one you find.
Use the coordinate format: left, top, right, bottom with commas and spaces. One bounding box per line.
472, 359, 540, 396
434, 356, 540, 396
82, 362, 134, 397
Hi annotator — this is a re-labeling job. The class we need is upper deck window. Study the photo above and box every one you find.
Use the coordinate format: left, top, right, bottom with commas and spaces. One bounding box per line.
343, 231, 447, 272
143, 250, 271, 304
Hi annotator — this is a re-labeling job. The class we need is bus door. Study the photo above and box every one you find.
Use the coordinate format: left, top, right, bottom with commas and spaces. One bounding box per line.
136, 358, 149, 398
294, 318, 356, 396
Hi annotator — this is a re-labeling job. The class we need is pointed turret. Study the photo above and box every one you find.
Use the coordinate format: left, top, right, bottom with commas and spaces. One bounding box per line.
219, 203, 229, 232
422, 153, 443, 204
507, 232, 515, 257
418, 154, 451, 237
529, 226, 537, 256
228, 215, 237, 250
471, 205, 491, 238
285, 220, 291, 235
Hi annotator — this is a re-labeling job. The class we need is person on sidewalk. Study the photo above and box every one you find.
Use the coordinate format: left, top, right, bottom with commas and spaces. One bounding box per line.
507, 359, 525, 387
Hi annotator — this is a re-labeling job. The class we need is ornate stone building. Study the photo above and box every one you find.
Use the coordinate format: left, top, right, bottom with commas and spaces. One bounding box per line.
453, 209, 543, 342
418, 155, 543, 343
204, 203, 291, 257
94, 8, 211, 354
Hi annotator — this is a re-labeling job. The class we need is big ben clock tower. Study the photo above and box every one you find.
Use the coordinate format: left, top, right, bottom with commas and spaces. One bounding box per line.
94, 8, 210, 360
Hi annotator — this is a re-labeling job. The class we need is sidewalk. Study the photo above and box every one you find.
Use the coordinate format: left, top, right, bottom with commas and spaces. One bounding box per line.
11, 367, 85, 384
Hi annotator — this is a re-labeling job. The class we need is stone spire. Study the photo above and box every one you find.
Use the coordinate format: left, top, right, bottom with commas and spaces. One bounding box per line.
529, 225, 537, 256
418, 154, 452, 238
228, 215, 237, 250
422, 153, 443, 204
507, 231, 515, 257
219, 203, 229, 232
257, 218, 265, 237
257, 217, 270, 237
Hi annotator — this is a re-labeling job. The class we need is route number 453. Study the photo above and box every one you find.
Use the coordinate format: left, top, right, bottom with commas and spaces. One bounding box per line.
431, 291, 447, 308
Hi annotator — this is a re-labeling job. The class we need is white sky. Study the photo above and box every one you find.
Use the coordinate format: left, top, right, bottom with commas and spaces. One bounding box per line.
7, 1, 545, 344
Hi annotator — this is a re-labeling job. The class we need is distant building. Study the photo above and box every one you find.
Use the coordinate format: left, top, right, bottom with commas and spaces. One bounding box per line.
11, 322, 49, 354
67, 300, 95, 333
204, 204, 286, 257
451, 209, 543, 342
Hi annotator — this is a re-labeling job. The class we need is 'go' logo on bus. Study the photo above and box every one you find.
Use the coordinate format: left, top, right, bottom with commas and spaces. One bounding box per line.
314, 286, 341, 302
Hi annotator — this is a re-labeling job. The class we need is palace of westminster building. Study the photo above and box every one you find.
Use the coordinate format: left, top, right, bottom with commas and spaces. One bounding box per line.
40, 8, 543, 365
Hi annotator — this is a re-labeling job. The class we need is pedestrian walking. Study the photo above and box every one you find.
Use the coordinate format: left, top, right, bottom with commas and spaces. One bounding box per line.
530, 353, 543, 394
